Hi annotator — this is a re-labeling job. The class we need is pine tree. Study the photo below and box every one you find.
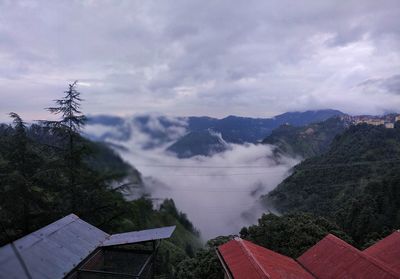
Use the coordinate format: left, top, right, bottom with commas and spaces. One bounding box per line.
0, 113, 44, 238
46, 81, 86, 132
44, 81, 86, 212
9, 113, 32, 233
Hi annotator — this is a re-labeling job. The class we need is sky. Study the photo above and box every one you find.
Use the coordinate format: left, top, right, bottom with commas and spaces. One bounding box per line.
1, 0, 400, 121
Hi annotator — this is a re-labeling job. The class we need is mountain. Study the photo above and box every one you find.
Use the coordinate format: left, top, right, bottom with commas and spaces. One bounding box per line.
272, 109, 344, 126
262, 117, 348, 158
167, 129, 229, 158
86, 109, 344, 157
264, 122, 400, 246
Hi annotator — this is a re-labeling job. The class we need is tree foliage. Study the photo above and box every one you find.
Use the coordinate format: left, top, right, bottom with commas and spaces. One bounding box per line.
42, 81, 88, 212
0, 84, 201, 278
175, 236, 232, 279
241, 213, 351, 258
45, 80, 86, 132
266, 123, 400, 246
263, 116, 347, 158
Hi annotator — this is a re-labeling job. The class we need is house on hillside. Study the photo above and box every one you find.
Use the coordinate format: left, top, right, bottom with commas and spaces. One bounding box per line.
385, 123, 395, 129
217, 231, 400, 279
0, 214, 175, 279
365, 119, 385, 126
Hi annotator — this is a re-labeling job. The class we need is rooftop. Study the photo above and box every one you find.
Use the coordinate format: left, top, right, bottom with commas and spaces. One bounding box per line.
298, 234, 399, 279
217, 238, 314, 279
0, 214, 175, 279
218, 233, 400, 279
363, 231, 400, 275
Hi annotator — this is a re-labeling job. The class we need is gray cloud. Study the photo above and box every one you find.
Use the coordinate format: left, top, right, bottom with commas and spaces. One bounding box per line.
85, 118, 299, 239
1, 0, 400, 121
358, 75, 400, 95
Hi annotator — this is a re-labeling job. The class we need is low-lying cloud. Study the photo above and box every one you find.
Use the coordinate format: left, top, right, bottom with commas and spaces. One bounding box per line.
88, 117, 299, 240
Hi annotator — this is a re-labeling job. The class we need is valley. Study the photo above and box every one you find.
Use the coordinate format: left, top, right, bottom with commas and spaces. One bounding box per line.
83, 109, 344, 239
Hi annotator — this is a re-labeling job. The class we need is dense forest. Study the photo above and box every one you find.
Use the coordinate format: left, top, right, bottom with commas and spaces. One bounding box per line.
0, 83, 201, 278
266, 122, 400, 247
263, 116, 348, 158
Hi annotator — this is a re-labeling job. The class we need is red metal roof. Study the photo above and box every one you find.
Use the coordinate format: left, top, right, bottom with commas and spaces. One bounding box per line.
297, 234, 400, 279
217, 238, 314, 279
363, 231, 400, 274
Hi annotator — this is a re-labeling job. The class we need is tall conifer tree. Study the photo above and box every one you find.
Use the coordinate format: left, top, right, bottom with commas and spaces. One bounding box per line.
44, 81, 86, 212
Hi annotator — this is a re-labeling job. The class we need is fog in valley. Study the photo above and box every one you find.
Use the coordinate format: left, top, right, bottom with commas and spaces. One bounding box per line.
85, 115, 300, 239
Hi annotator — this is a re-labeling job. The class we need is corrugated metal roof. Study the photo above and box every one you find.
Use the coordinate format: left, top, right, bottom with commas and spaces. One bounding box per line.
0, 214, 109, 279
297, 234, 400, 279
0, 214, 176, 279
217, 238, 314, 279
101, 225, 176, 246
363, 231, 400, 274
0, 244, 30, 279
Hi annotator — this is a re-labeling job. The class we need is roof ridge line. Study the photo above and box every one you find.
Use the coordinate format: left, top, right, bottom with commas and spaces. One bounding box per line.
294, 258, 318, 279
325, 235, 400, 277
236, 238, 270, 279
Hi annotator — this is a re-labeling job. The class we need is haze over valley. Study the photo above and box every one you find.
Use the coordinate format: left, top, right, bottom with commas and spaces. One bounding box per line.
84, 110, 342, 238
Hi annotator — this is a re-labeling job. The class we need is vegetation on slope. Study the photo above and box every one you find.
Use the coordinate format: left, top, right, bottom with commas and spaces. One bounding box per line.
265, 122, 400, 246
263, 116, 348, 158
175, 236, 231, 279
239, 213, 351, 258
0, 83, 201, 278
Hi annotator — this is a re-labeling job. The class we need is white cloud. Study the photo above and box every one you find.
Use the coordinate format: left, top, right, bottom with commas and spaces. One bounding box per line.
1, 0, 400, 121
90, 119, 299, 239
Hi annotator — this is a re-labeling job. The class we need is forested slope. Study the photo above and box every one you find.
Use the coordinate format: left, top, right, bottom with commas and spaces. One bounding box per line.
265, 122, 400, 246
0, 81, 203, 278
262, 117, 348, 158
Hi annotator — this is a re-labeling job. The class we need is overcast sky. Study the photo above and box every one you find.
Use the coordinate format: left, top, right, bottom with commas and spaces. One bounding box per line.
1, 0, 400, 121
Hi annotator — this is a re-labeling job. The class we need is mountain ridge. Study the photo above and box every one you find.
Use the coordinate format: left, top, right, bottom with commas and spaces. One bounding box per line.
262, 116, 349, 158
86, 109, 344, 157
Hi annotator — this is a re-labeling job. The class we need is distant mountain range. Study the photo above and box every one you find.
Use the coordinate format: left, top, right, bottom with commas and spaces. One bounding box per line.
85, 109, 344, 157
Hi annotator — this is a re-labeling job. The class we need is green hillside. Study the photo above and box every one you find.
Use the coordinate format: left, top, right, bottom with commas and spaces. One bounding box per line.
262, 117, 348, 158
265, 122, 400, 246
0, 119, 201, 278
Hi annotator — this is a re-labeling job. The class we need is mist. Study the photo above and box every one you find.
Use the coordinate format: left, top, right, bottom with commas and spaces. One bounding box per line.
85, 116, 300, 240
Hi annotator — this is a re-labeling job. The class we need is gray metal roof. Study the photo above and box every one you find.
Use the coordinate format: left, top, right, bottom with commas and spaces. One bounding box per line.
101, 226, 176, 247
0, 214, 176, 279
0, 214, 109, 279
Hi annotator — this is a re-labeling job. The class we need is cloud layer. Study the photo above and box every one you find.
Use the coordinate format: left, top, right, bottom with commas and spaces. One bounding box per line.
92, 117, 299, 239
1, 0, 400, 121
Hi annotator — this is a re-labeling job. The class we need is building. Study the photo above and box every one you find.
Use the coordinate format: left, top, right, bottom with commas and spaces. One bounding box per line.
217, 238, 313, 279
298, 234, 399, 279
396, 115, 400, 122
365, 119, 385, 126
363, 231, 400, 274
385, 123, 395, 129
217, 231, 400, 279
0, 214, 175, 279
